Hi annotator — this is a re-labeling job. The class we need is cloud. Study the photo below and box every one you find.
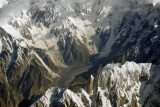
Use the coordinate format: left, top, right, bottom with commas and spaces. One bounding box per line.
0, 0, 8, 8
0, 0, 31, 25
0, 0, 159, 26
107, 0, 159, 6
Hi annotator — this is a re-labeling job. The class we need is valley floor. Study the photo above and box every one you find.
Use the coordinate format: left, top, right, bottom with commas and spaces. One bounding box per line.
53, 64, 92, 89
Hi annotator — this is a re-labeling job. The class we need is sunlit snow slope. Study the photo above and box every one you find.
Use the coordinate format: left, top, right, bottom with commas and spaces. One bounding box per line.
0, 0, 160, 106
32, 62, 160, 107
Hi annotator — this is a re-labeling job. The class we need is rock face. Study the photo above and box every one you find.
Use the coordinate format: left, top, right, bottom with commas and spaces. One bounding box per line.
86, 75, 94, 94
32, 62, 160, 107
93, 62, 152, 107
1, 0, 160, 106
3, 0, 160, 68
96, 2, 160, 65
31, 87, 91, 107
0, 27, 59, 106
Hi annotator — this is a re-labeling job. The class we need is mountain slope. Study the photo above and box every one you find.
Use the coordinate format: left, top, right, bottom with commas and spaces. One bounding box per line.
0, 27, 59, 106
31, 62, 160, 107
0, 0, 160, 106
96, 2, 160, 65
1, 0, 160, 66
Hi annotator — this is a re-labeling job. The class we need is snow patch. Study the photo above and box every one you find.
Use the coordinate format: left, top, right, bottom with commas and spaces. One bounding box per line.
91, 75, 94, 79
1, 24, 22, 39
152, 0, 160, 6
31, 87, 91, 107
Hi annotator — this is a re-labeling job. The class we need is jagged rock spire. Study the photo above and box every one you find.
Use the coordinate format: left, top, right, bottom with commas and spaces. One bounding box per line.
86, 75, 94, 94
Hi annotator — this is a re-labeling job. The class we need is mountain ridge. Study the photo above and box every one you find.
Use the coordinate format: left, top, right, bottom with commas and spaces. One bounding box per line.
0, 0, 160, 106
31, 61, 160, 107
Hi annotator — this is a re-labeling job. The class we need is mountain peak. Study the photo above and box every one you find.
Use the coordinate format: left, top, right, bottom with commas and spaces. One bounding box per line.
31, 62, 160, 107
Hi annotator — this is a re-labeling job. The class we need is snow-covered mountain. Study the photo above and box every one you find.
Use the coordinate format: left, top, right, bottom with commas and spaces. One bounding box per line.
31, 62, 160, 107
1, 0, 160, 66
0, 0, 160, 106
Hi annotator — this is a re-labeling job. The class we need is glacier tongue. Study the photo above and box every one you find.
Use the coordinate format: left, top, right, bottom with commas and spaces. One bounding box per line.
31, 61, 160, 107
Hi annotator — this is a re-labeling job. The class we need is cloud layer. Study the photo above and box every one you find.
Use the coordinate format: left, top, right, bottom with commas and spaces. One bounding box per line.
0, 0, 31, 25
0, 0, 159, 26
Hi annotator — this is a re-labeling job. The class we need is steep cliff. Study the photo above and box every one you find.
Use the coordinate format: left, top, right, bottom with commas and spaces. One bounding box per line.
32, 62, 160, 107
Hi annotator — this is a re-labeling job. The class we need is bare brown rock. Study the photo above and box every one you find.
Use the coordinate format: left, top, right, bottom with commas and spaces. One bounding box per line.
86, 75, 94, 94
